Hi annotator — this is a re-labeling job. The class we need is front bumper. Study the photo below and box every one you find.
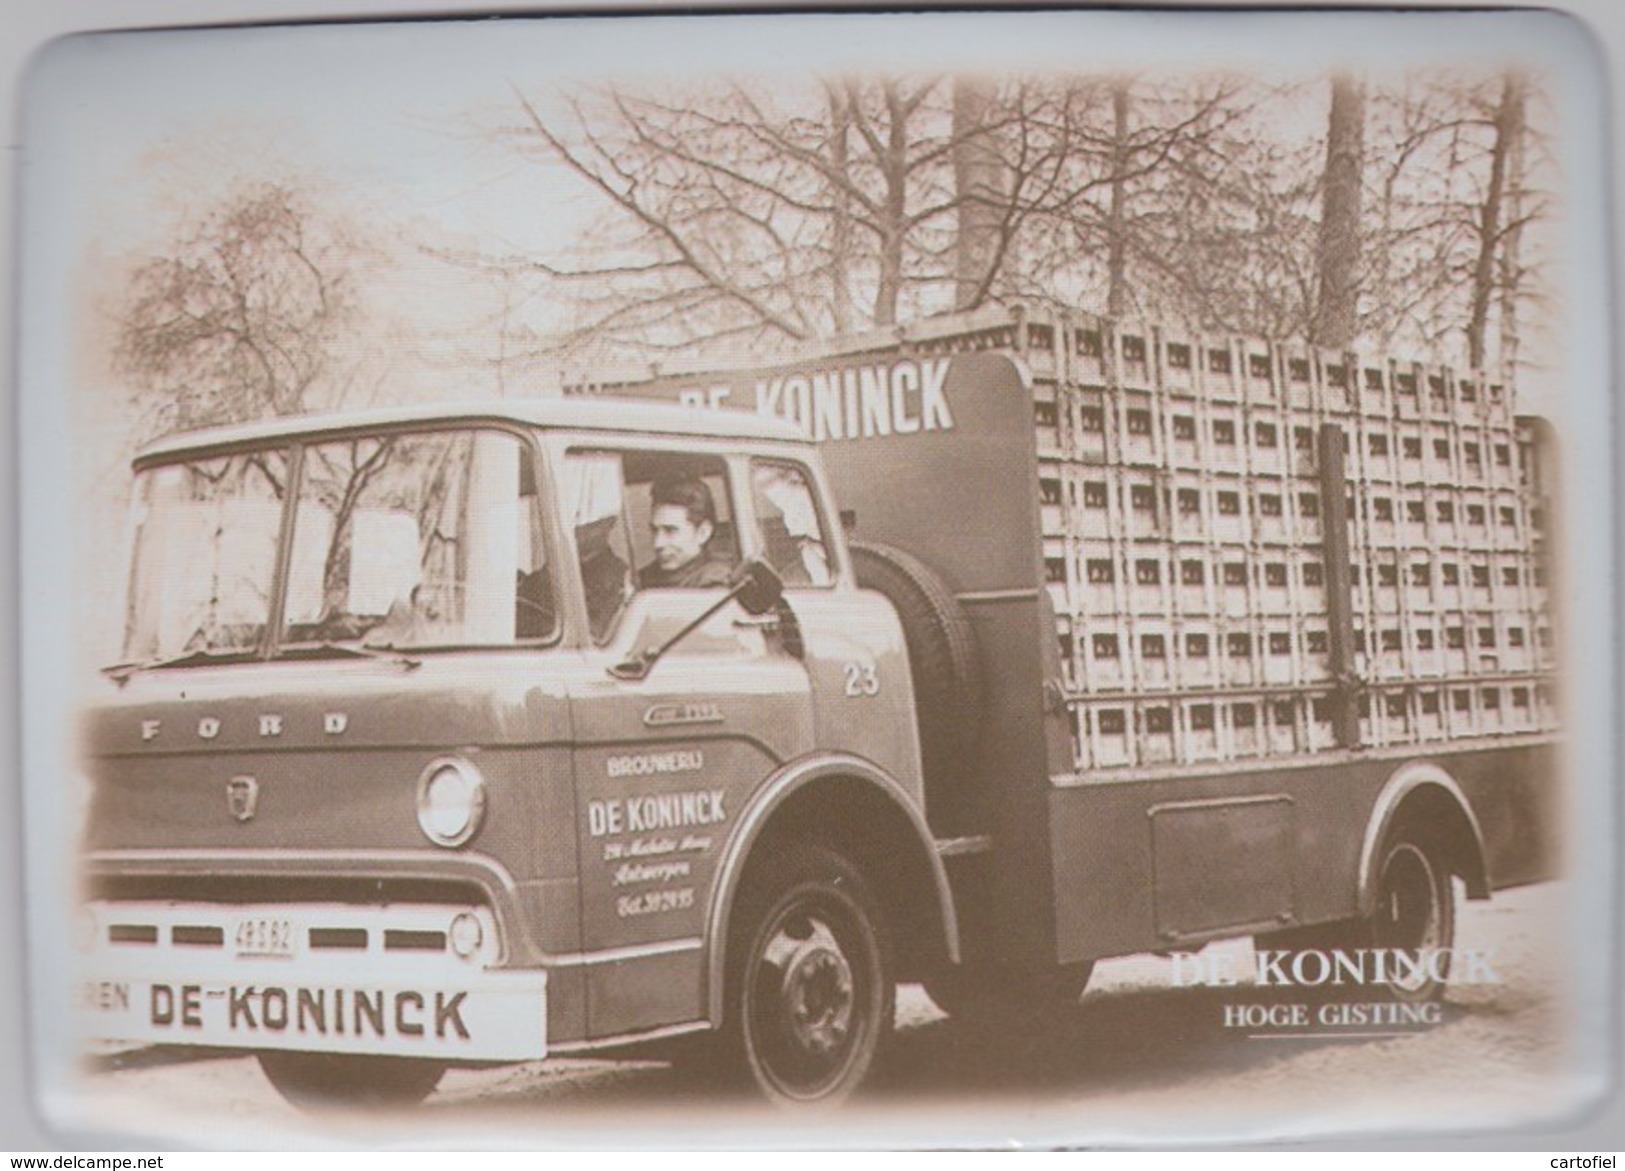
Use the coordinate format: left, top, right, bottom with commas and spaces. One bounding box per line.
77, 900, 548, 1062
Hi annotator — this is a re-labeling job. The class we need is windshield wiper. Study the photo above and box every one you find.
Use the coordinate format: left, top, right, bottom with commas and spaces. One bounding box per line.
275, 641, 421, 671
100, 647, 259, 686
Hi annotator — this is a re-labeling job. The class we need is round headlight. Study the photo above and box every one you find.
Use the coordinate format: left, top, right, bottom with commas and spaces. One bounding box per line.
416, 758, 487, 848
448, 911, 485, 960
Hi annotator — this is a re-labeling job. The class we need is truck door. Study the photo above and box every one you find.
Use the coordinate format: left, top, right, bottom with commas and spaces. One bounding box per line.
558, 447, 814, 1039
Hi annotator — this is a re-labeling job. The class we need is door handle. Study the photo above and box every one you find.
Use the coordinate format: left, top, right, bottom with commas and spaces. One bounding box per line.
733, 614, 780, 630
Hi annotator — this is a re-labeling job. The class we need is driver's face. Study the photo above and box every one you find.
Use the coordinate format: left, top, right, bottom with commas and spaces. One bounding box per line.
650, 504, 711, 571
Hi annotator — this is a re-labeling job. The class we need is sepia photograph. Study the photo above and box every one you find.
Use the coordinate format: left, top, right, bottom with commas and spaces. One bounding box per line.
9, 5, 1618, 1150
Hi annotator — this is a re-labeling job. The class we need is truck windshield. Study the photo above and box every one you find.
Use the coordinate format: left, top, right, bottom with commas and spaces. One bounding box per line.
123, 450, 292, 662
122, 428, 553, 664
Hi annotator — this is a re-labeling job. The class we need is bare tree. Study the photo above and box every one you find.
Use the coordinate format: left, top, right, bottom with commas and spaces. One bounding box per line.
1361, 70, 1552, 373
114, 183, 358, 439
494, 75, 1086, 359
470, 67, 1549, 369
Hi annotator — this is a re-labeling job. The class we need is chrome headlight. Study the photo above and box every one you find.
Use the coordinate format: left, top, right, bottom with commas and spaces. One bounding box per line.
416, 757, 487, 848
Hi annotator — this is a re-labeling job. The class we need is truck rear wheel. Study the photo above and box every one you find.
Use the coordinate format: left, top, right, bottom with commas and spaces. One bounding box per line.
257, 1051, 446, 1111
849, 541, 982, 835
727, 842, 893, 1106
1256, 829, 1456, 1003
1369, 831, 1456, 1002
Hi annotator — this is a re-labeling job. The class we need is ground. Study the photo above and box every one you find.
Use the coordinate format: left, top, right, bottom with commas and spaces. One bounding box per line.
60, 881, 1597, 1148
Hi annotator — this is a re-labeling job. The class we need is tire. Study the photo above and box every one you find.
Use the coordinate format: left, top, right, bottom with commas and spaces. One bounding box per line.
848, 541, 982, 835
1368, 831, 1456, 1003
921, 960, 1094, 1026
257, 1051, 446, 1111
726, 842, 893, 1107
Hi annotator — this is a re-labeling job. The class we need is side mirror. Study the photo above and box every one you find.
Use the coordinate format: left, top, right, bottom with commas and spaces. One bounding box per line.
608, 558, 785, 681
732, 558, 784, 616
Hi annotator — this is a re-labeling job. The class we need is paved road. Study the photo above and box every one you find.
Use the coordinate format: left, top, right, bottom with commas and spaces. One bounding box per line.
72, 882, 1587, 1147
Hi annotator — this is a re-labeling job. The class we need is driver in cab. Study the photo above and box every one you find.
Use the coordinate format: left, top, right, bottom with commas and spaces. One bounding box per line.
641, 478, 734, 589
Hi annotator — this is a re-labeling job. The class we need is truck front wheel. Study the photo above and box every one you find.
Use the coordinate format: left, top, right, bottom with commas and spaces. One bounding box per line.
257, 1052, 446, 1111
727, 842, 893, 1106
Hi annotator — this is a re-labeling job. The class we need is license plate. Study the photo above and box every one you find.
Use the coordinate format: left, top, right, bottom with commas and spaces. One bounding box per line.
79, 976, 550, 1061
234, 917, 294, 957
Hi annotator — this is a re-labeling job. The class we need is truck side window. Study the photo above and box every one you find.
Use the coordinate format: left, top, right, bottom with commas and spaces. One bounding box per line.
751, 462, 832, 587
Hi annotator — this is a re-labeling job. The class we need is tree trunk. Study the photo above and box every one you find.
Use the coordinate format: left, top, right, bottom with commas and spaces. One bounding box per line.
1312, 74, 1365, 349
951, 75, 1006, 312
827, 85, 855, 335
1470, 72, 1525, 371
873, 81, 908, 327
1106, 79, 1132, 317
1498, 75, 1528, 376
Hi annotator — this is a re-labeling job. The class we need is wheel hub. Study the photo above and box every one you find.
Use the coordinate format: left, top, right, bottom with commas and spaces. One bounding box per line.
773, 920, 855, 1058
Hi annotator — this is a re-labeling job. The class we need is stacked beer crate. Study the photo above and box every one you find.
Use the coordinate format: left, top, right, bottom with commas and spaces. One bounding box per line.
915, 306, 1559, 773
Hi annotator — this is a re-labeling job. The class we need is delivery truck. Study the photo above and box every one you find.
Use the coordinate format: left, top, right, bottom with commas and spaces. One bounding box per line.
77, 304, 1560, 1107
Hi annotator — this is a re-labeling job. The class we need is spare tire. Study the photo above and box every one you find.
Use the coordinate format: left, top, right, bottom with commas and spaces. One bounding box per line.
849, 541, 983, 836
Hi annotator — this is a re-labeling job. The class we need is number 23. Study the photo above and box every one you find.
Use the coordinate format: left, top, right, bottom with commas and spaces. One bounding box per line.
843, 662, 880, 697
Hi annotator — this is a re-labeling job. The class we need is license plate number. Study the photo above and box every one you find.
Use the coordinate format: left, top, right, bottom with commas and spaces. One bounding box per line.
234, 917, 293, 957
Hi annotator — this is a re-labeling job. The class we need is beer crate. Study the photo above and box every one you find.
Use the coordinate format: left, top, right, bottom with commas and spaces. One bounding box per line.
1256, 556, 1294, 613
1247, 409, 1291, 477
1409, 617, 1445, 678
1291, 485, 1325, 543
1174, 546, 1217, 614
1397, 422, 1428, 483
1241, 339, 1278, 402
1139, 700, 1179, 765
1252, 483, 1292, 544
1081, 622, 1131, 692
1206, 406, 1247, 474
1499, 612, 1535, 672
1279, 342, 1319, 408
1122, 471, 1165, 541
1217, 557, 1253, 618
903, 304, 1557, 769
1415, 687, 1448, 741
1160, 331, 1198, 395
1300, 625, 1333, 682
1305, 694, 1339, 752
1168, 622, 1214, 685
1289, 421, 1320, 476
1170, 474, 1208, 541
1068, 388, 1110, 462
1076, 539, 1119, 613
1295, 549, 1329, 613
1392, 362, 1425, 421
1126, 546, 1174, 614
1098, 324, 1148, 391
1210, 482, 1250, 543
1260, 626, 1297, 685
1133, 619, 1176, 690
1180, 698, 1225, 762
1119, 390, 1160, 464
1197, 340, 1243, 402
1424, 422, 1457, 482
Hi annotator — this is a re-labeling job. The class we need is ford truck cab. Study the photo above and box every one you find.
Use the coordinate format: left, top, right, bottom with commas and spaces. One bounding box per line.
80, 397, 958, 1107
